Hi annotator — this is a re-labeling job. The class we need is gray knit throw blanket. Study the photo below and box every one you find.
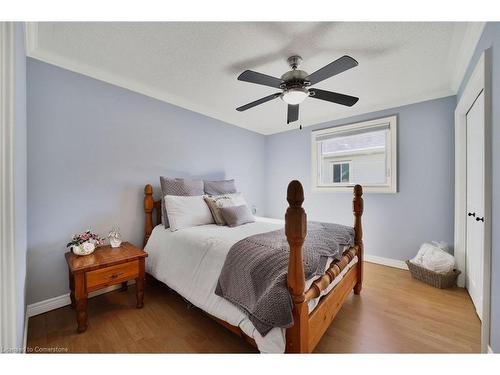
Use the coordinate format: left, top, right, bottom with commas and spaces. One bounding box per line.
215, 221, 354, 336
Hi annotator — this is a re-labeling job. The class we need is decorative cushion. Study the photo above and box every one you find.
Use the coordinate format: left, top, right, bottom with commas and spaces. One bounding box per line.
203, 179, 237, 195
220, 205, 255, 228
160, 177, 204, 228
204, 193, 247, 225
164, 195, 214, 232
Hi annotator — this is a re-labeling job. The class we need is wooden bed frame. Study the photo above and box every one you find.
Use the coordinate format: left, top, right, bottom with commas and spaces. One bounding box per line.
143, 180, 363, 353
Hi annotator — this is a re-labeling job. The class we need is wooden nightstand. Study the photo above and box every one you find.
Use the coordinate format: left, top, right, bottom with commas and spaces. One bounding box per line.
65, 242, 148, 333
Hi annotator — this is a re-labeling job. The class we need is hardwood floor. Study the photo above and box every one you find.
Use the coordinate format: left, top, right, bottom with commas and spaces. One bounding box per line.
27, 262, 480, 353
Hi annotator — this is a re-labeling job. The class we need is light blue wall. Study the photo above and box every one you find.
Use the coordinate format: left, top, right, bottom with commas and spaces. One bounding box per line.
26, 58, 267, 304
14, 23, 27, 348
457, 22, 500, 352
265, 96, 456, 263
26, 58, 457, 306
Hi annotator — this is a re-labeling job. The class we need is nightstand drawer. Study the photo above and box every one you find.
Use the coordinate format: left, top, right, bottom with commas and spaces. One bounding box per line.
86, 260, 139, 291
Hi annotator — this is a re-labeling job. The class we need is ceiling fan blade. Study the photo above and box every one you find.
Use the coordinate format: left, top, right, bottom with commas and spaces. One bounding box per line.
309, 88, 359, 107
238, 70, 283, 88
306, 55, 358, 85
287, 104, 299, 124
236, 93, 281, 112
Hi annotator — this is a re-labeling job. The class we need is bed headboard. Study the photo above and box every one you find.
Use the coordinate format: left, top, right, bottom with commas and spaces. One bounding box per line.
144, 184, 162, 247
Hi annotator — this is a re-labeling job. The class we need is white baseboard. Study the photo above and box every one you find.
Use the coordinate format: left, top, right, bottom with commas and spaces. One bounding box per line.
26, 280, 135, 318
27, 293, 71, 318
488, 345, 494, 354
364, 254, 408, 270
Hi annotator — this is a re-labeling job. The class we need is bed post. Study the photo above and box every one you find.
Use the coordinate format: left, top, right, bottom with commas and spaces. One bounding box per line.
285, 180, 309, 353
144, 184, 154, 247
353, 184, 364, 295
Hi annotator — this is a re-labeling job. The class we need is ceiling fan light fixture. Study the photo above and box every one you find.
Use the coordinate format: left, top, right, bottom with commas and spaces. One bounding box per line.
236, 55, 359, 124
281, 88, 309, 105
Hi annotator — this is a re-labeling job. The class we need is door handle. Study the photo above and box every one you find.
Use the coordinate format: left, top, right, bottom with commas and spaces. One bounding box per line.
468, 212, 476, 217
476, 217, 484, 222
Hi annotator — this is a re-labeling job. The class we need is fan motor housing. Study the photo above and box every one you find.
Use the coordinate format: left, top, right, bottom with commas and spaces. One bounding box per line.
281, 69, 308, 83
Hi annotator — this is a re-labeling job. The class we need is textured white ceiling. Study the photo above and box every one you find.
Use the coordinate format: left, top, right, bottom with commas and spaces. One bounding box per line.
28, 22, 483, 134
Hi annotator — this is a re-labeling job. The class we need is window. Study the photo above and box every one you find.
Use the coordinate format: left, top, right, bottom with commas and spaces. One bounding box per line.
332, 161, 351, 183
311, 115, 397, 192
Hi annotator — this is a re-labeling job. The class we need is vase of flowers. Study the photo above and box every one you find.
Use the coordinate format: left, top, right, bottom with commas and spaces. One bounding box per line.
67, 229, 103, 256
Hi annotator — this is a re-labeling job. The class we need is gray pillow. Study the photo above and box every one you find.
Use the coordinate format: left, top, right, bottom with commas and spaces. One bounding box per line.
204, 193, 247, 225
220, 205, 255, 228
204, 179, 237, 195
160, 177, 204, 228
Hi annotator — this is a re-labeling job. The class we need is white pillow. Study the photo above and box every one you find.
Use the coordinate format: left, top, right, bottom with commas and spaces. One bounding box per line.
164, 195, 214, 232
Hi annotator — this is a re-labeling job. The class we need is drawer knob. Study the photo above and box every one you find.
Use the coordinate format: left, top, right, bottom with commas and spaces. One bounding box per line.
110, 272, 123, 279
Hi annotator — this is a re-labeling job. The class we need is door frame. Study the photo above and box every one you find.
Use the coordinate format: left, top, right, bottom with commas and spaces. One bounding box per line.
454, 49, 492, 353
0, 22, 18, 351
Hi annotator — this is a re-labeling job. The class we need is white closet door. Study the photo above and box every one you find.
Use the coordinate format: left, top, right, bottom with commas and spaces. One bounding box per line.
465, 90, 485, 320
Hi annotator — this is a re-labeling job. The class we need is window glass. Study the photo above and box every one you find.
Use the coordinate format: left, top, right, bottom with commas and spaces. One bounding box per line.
333, 163, 341, 183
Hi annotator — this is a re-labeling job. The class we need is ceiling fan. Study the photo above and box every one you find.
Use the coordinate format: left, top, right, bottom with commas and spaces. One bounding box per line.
236, 55, 359, 124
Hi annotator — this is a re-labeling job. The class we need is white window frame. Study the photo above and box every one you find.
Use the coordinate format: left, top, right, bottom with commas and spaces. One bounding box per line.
311, 115, 397, 193
331, 160, 352, 184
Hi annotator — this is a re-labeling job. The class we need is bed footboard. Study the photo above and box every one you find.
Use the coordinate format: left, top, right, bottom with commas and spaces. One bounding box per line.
285, 181, 309, 353
285, 181, 363, 353
353, 184, 364, 294
143, 181, 363, 353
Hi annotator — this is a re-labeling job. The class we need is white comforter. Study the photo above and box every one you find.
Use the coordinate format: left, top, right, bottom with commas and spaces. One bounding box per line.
145, 216, 356, 353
